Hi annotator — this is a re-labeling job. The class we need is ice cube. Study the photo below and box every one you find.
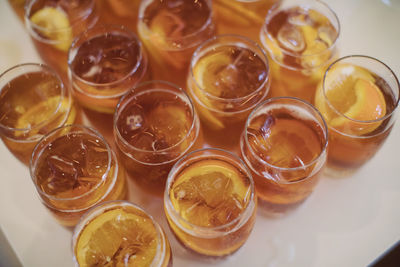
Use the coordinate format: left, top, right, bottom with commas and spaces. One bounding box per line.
45, 154, 79, 193
277, 24, 305, 53
318, 26, 337, 47
84, 138, 109, 178
288, 10, 311, 26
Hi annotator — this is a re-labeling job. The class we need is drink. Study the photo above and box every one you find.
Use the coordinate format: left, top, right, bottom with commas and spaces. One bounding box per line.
68, 24, 148, 141
114, 81, 201, 196
7, 0, 27, 21
164, 148, 257, 256
188, 35, 270, 152
240, 97, 328, 213
72, 201, 172, 267
260, 0, 339, 103
30, 125, 127, 226
315, 55, 400, 175
138, 0, 215, 88
25, 0, 99, 80
97, 0, 140, 34
0, 63, 78, 165
213, 0, 281, 41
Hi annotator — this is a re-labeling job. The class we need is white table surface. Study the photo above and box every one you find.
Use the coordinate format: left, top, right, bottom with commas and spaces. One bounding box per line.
1, 0, 400, 266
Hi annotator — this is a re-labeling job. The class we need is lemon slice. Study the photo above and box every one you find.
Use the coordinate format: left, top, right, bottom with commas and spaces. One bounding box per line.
170, 159, 251, 226
30, 7, 73, 51
190, 52, 232, 130
75, 208, 158, 267
315, 64, 386, 135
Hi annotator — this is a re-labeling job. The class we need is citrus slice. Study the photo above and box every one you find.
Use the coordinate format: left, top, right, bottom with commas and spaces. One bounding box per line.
315, 63, 386, 135
190, 52, 232, 130
30, 7, 73, 51
75, 208, 158, 267
15, 96, 71, 131
170, 159, 251, 226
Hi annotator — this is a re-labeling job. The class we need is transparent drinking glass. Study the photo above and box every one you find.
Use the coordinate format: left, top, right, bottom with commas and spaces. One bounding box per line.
187, 34, 270, 152
240, 97, 328, 214
164, 148, 257, 257
68, 24, 148, 141
114, 80, 202, 196
0, 63, 78, 165
30, 124, 127, 227
259, 0, 340, 103
314, 55, 400, 176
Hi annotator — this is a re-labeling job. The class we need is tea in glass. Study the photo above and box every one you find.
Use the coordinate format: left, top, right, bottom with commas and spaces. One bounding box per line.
68, 24, 148, 141
164, 148, 257, 256
138, 0, 215, 88
25, 0, 99, 79
114, 81, 201, 196
213, 0, 281, 41
0, 63, 78, 165
72, 201, 172, 267
240, 97, 328, 213
188, 34, 270, 151
260, 0, 339, 103
315, 55, 400, 175
30, 125, 127, 227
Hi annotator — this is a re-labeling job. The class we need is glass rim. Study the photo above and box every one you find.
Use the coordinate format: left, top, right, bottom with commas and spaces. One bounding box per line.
68, 24, 146, 99
164, 147, 256, 235
322, 55, 400, 125
0, 63, 68, 136
25, 0, 97, 34
71, 200, 167, 267
243, 96, 329, 179
138, 0, 214, 50
261, 0, 341, 61
29, 124, 114, 202
189, 34, 270, 103
114, 80, 199, 155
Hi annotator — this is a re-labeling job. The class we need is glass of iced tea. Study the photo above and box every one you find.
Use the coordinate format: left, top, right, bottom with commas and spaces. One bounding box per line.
137, 0, 215, 88
97, 0, 140, 34
315, 55, 400, 176
240, 97, 328, 214
30, 124, 127, 227
114, 80, 202, 196
164, 148, 257, 257
72, 200, 172, 267
260, 0, 340, 103
213, 0, 281, 41
68, 24, 148, 141
0, 63, 78, 165
25, 0, 99, 80
188, 34, 270, 152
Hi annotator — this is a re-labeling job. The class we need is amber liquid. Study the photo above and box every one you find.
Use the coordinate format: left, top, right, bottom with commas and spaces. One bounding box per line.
241, 106, 326, 213
33, 132, 127, 226
74, 204, 171, 267
213, 0, 280, 41
26, 0, 99, 81
188, 44, 269, 152
115, 89, 201, 196
70, 31, 147, 142
166, 157, 256, 256
138, 0, 214, 88
0, 72, 77, 165
97, 0, 140, 34
260, 6, 338, 103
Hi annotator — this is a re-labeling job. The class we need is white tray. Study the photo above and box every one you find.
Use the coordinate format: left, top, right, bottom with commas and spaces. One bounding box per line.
1, 1, 400, 266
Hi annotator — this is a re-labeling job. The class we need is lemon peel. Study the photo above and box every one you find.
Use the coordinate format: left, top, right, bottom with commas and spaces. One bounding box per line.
30, 7, 73, 51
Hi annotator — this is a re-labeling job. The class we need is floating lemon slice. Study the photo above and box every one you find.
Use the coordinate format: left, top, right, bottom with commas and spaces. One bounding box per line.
171, 159, 251, 213
315, 64, 386, 135
30, 7, 73, 51
75, 208, 158, 267
191, 52, 233, 130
